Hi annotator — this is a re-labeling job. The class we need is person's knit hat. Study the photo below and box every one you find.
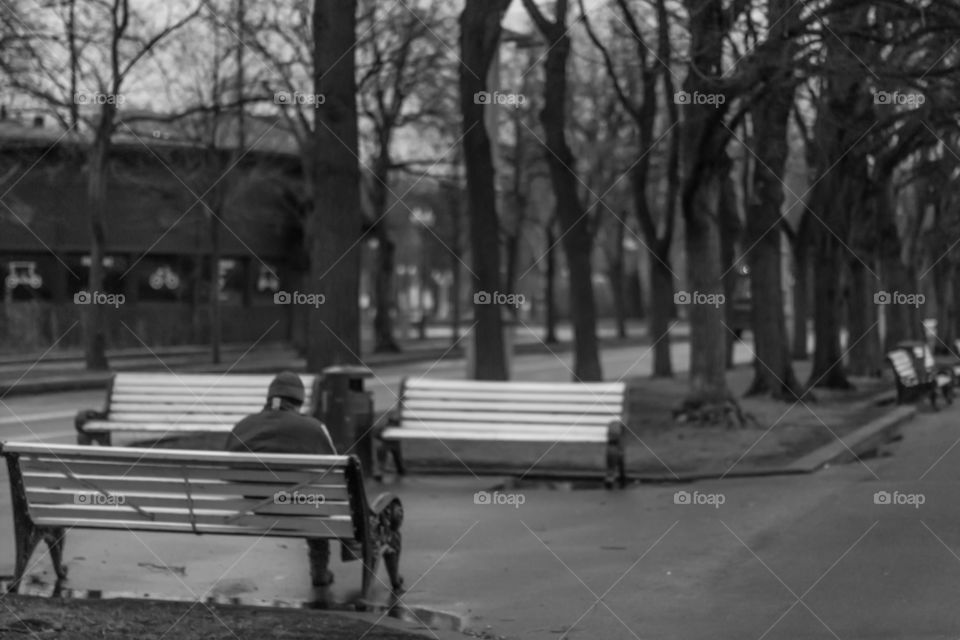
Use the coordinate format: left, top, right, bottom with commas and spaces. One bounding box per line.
267, 371, 305, 404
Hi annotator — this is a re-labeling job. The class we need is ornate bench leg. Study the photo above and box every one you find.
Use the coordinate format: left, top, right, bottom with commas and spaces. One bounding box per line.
380, 500, 404, 592
359, 538, 380, 607
391, 442, 406, 476
605, 421, 625, 490
9, 522, 41, 594
44, 527, 68, 582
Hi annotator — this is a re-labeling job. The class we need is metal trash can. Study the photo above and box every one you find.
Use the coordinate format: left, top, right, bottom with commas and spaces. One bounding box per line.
318, 365, 375, 474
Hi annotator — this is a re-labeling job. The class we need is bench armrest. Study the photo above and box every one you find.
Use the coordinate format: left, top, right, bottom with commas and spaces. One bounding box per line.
75, 409, 106, 431
605, 419, 627, 489
75, 409, 109, 445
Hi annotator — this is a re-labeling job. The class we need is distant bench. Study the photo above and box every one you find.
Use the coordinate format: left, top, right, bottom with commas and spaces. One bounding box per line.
375, 378, 628, 488
886, 348, 952, 407
75, 373, 319, 446
0, 442, 403, 602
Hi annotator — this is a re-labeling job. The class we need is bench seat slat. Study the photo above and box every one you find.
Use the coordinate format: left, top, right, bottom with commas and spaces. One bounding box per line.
109, 389, 314, 401
21, 473, 346, 499
113, 373, 316, 386
402, 400, 623, 414
30, 511, 355, 538
28, 518, 355, 539
110, 393, 275, 404
29, 498, 352, 519
106, 412, 251, 424
381, 427, 609, 442
402, 410, 614, 425
109, 403, 269, 414
82, 421, 238, 433
395, 420, 608, 432
25, 487, 351, 506
7, 443, 348, 467
403, 378, 625, 393
403, 389, 623, 404
20, 460, 344, 484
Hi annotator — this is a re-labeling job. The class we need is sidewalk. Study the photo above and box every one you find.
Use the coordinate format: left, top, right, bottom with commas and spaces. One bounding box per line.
0, 320, 690, 396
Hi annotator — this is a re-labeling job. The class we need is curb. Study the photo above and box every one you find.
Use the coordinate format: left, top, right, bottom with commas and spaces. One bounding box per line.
0, 374, 114, 397
626, 391, 913, 484
785, 403, 916, 472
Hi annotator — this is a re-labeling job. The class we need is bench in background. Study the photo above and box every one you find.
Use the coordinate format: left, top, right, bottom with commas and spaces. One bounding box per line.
886, 348, 951, 407
0, 442, 402, 603
375, 378, 628, 488
75, 373, 319, 446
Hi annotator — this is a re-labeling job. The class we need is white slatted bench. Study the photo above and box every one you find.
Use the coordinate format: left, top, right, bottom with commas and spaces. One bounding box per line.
374, 378, 628, 488
891, 343, 953, 406
0, 442, 403, 602
886, 348, 951, 407
75, 373, 320, 446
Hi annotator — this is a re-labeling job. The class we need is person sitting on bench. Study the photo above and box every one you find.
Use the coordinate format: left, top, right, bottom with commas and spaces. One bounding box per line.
225, 371, 338, 588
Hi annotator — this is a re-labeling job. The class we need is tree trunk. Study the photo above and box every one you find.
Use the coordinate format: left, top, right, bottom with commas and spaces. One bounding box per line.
373, 226, 400, 352
677, 0, 733, 410
448, 182, 463, 347
808, 231, 853, 388
846, 257, 881, 376
790, 222, 810, 360
743, 4, 803, 399
649, 245, 674, 377
877, 185, 916, 349
718, 163, 740, 370
522, 0, 602, 380
544, 219, 559, 344
84, 108, 112, 371
682, 178, 730, 404
307, 0, 362, 370
610, 220, 627, 339
209, 206, 222, 364
459, 0, 510, 379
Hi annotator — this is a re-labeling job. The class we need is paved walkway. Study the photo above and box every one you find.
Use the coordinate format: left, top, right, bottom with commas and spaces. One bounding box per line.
0, 320, 687, 395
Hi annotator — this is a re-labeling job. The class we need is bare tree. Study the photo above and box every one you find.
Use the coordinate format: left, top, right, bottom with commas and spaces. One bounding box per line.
580, 0, 681, 377
308, 0, 364, 367
2, 0, 200, 369
459, 0, 511, 380
356, 0, 451, 353
521, 0, 603, 381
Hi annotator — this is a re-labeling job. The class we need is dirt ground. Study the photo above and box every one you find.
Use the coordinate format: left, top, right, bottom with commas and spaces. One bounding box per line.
0, 595, 429, 639
619, 362, 892, 475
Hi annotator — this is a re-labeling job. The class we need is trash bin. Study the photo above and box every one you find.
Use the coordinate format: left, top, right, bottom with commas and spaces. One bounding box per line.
318, 365, 375, 475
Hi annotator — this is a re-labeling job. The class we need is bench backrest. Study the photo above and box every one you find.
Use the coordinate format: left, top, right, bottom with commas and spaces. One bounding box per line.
396, 378, 626, 433
887, 349, 920, 386
1, 442, 363, 540
103, 373, 320, 427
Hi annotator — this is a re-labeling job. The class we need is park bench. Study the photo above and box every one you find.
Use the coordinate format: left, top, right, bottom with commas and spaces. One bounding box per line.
886, 348, 952, 407
0, 442, 403, 603
374, 378, 628, 488
897, 341, 954, 401
75, 373, 319, 446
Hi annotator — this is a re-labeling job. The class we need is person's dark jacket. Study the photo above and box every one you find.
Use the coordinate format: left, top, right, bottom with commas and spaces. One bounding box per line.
226, 401, 336, 455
